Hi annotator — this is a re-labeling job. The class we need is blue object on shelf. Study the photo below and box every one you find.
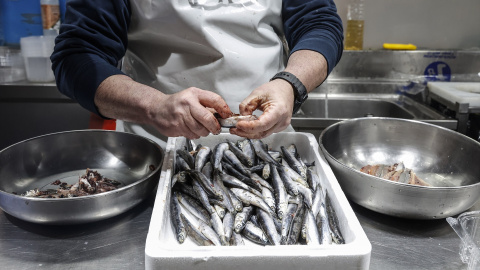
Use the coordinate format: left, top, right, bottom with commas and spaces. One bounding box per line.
0, 0, 43, 46
60, 0, 67, 23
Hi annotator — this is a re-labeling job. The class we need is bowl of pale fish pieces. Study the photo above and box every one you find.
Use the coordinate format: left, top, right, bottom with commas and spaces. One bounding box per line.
319, 117, 480, 219
0, 130, 164, 225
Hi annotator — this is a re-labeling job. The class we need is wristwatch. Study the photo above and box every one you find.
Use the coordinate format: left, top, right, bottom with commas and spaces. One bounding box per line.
270, 71, 308, 115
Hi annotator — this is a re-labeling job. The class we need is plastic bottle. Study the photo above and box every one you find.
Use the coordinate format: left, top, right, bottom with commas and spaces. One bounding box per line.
40, 0, 61, 36
344, 0, 364, 50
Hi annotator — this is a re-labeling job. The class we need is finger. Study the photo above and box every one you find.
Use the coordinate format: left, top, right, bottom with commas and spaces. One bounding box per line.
197, 90, 233, 118
235, 110, 277, 134
239, 95, 264, 116
184, 109, 213, 137
189, 104, 222, 135
230, 122, 281, 139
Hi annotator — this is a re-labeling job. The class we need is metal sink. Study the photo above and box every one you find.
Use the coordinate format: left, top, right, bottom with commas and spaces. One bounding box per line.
298, 98, 414, 119
291, 93, 457, 138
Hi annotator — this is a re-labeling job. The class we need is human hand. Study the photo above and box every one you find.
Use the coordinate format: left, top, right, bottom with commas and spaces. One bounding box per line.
150, 87, 232, 139
230, 79, 295, 139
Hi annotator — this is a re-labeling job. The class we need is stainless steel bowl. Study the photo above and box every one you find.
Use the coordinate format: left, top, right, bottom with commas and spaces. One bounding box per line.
0, 130, 163, 225
319, 117, 480, 219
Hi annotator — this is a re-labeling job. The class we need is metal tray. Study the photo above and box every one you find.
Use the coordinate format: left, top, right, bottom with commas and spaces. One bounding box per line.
145, 132, 371, 270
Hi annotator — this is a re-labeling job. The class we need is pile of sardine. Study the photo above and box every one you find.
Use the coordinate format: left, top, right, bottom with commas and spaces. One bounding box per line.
169, 138, 345, 246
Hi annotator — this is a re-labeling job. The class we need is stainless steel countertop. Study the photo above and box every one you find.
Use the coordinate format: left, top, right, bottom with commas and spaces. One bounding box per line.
0, 187, 477, 270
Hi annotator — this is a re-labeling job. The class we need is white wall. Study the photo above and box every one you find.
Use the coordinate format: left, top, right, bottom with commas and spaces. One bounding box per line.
335, 0, 480, 50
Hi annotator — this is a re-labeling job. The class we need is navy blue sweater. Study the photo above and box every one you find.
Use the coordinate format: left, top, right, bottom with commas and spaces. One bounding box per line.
51, 0, 343, 116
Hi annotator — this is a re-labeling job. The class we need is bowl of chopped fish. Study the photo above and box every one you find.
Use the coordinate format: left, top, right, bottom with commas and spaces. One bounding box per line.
0, 130, 163, 225
145, 132, 371, 270
319, 117, 480, 219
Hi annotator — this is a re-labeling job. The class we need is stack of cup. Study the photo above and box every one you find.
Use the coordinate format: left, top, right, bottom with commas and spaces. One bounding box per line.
20, 35, 56, 82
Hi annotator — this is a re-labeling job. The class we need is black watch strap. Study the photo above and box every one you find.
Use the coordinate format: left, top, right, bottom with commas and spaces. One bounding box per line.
270, 71, 308, 114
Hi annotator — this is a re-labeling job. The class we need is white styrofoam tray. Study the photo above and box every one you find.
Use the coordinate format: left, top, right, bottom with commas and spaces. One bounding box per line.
428, 82, 480, 107
145, 132, 371, 270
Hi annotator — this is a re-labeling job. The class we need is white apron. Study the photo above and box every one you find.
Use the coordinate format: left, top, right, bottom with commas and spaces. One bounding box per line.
117, 0, 288, 148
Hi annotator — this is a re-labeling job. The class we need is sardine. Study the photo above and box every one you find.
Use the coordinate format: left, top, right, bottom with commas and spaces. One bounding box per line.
230, 188, 275, 217
220, 172, 263, 198
211, 142, 229, 172
325, 191, 345, 244
209, 198, 228, 209
303, 208, 320, 245
185, 138, 195, 152
271, 165, 288, 220
278, 165, 313, 207
201, 161, 213, 180
311, 183, 324, 216
277, 165, 299, 196
249, 172, 274, 192
214, 204, 226, 219
222, 162, 263, 192
268, 151, 282, 163
191, 178, 215, 214
242, 221, 269, 246
234, 206, 254, 233
175, 182, 196, 199
171, 171, 188, 187
170, 192, 187, 244
281, 160, 309, 188
175, 155, 191, 172
287, 200, 305, 245
257, 209, 281, 245
177, 149, 195, 169
210, 210, 228, 246
262, 163, 271, 180
230, 232, 245, 246
238, 139, 257, 166
223, 211, 234, 243
286, 144, 298, 158
250, 214, 260, 227
281, 145, 307, 180
195, 146, 211, 171
212, 170, 236, 214
228, 188, 244, 212
215, 113, 258, 128
176, 191, 211, 225
261, 186, 276, 213
307, 168, 321, 191
227, 140, 254, 167
316, 203, 333, 245
250, 139, 281, 167
181, 214, 214, 246
280, 202, 298, 245
223, 150, 250, 176
188, 170, 223, 200
248, 164, 265, 174
198, 220, 222, 246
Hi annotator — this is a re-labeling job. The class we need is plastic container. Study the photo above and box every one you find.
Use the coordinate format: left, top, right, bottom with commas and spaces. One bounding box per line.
145, 132, 372, 270
0, 47, 26, 82
20, 35, 56, 82
344, 0, 365, 50
447, 211, 480, 270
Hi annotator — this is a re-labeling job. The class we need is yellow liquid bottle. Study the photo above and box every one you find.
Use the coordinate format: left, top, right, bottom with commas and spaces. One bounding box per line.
344, 0, 364, 50
345, 20, 364, 50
